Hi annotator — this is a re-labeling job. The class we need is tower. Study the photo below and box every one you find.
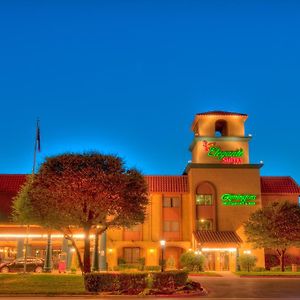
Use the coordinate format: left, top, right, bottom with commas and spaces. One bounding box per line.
185, 111, 264, 271
190, 111, 250, 164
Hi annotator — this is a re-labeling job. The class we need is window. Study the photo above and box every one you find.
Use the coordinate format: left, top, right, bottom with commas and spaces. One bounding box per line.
123, 247, 140, 263
163, 221, 180, 232
196, 194, 213, 205
196, 219, 213, 231
163, 197, 180, 207
215, 120, 228, 136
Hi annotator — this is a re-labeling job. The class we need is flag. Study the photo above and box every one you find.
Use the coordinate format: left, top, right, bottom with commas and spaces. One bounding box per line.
36, 120, 41, 152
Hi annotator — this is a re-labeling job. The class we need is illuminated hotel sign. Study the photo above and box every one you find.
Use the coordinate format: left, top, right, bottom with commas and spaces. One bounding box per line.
221, 194, 257, 206
202, 141, 243, 164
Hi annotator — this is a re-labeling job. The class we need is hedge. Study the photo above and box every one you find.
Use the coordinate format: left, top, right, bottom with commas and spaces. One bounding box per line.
151, 270, 188, 289
84, 270, 188, 293
84, 272, 148, 293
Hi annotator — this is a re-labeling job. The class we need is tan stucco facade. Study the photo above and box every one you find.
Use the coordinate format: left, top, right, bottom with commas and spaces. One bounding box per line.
0, 111, 299, 272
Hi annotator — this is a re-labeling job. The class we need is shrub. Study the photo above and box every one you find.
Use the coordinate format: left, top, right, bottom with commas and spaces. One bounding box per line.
84, 272, 148, 293
117, 273, 148, 293
179, 251, 205, 272
253, 267, 266, 272
151, 270, 188, 290
84, 273, 118, 292
145, 265, 161, 272
118, 263, 140, 271
238, 254, 257, 272
118, 257, 126, 265
166, 256, 176, 270
270, 265, 293, 272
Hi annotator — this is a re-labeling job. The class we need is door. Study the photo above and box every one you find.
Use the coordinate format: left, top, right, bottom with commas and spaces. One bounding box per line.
220, 252, 229, 271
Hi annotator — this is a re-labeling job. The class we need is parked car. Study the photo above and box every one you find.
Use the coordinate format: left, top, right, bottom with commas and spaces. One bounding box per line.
0, 257, 44, 273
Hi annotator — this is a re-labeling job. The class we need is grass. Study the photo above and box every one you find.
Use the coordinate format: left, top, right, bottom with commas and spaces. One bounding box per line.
0, 273, 85, 294
236, 271, 300, 276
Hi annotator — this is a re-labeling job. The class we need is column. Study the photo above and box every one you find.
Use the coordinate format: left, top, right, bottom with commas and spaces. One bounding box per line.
99, 232, 107, 271
43, 234, 52, 272
92, 233, 99, 272
17, 239, 24, 258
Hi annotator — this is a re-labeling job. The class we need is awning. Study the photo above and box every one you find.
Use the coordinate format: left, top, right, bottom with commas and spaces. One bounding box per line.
193, 231, 242, 245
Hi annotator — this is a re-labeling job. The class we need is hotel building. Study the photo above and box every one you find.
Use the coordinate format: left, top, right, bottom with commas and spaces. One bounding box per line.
0, 111, 299, 271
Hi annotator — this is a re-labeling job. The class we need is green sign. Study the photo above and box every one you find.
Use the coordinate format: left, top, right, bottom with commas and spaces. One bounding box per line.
221, 193, 257, 206
202, 141, 244, 164
208, 147, 244, 160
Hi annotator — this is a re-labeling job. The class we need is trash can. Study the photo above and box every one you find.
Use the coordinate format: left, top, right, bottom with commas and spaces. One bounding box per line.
58, 260, 66, 273
292, 264, 297, 272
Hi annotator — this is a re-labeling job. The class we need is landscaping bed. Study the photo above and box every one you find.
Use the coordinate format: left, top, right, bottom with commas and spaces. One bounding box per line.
0, 272, 206, 296
85, 271, 206, 296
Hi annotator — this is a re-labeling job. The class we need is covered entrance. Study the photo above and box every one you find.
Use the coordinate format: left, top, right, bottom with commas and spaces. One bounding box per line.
193, 231, 242, 272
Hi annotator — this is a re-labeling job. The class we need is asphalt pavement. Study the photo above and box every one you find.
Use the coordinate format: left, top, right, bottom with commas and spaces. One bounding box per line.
191, 275, 300, 298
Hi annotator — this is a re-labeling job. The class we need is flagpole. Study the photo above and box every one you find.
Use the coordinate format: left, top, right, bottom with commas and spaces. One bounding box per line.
32, 119, 39, 175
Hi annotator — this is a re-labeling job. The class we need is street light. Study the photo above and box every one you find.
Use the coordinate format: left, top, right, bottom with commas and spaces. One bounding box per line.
160, 240, 166, 272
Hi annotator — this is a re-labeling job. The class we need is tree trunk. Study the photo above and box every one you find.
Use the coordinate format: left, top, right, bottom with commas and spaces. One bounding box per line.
277, 249, 286, 272
83, 226, 91, 274
64, 234, 84, 274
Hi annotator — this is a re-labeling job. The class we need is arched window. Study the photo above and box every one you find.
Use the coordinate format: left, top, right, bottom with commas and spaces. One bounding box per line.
195, 182, 216, 231
215, 120, 228, 136
195, 182, 215, 205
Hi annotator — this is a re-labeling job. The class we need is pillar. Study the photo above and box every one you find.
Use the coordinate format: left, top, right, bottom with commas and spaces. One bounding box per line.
99, 232, 107, 271
92, 233, 99, 272
43, 234, 52, 273
17, 239, 24, 259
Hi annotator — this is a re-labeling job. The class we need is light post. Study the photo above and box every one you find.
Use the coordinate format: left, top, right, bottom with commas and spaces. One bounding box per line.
160, 240, 166, 272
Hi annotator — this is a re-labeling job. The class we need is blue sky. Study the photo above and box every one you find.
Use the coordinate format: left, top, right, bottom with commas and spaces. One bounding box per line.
0, 1, 299, 184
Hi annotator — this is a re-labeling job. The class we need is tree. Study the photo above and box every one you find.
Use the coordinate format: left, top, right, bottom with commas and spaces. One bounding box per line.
13, 153, 149, 273
244, 201, 300, 272
238, 254, 257, 272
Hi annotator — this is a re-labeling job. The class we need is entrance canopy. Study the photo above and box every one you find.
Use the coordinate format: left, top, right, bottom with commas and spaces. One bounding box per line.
193, 231, 242, 249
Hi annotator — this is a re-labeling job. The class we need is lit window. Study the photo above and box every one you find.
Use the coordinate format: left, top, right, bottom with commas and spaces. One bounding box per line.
123, 247, 140, 263
163, 197, 180, 207
196, 219, 213, 231
196, 194, 213, 205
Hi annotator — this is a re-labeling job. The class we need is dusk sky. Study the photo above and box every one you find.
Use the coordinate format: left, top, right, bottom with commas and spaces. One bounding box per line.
0, 1, 299, 184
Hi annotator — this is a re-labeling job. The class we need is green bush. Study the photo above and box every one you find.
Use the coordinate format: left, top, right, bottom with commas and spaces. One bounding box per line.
179, 251, 205, 272
253, 267, 266, 272
84, 273, 118, 292
144, 265, 161, 272
238, 254, 257, 272
151, 270, 188, 289
270, 265, 292, 272
118, 263, 140, 271
84, 272, 148, 293
118, 257, 126, 264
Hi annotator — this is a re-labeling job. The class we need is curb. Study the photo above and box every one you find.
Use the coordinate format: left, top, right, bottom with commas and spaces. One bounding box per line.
239, 275, 300, 278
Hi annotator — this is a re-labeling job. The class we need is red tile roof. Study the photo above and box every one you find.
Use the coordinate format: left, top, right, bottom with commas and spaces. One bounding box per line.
144, 176, 189, 193
0, 174, 299, 197
0, 174, 27, 193
261, 176, 300, 194
196, 111, 248, 117
194, 231, 242, 244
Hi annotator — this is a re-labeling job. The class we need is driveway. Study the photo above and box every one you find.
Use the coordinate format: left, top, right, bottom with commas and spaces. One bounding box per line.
190, 275, 300, 298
